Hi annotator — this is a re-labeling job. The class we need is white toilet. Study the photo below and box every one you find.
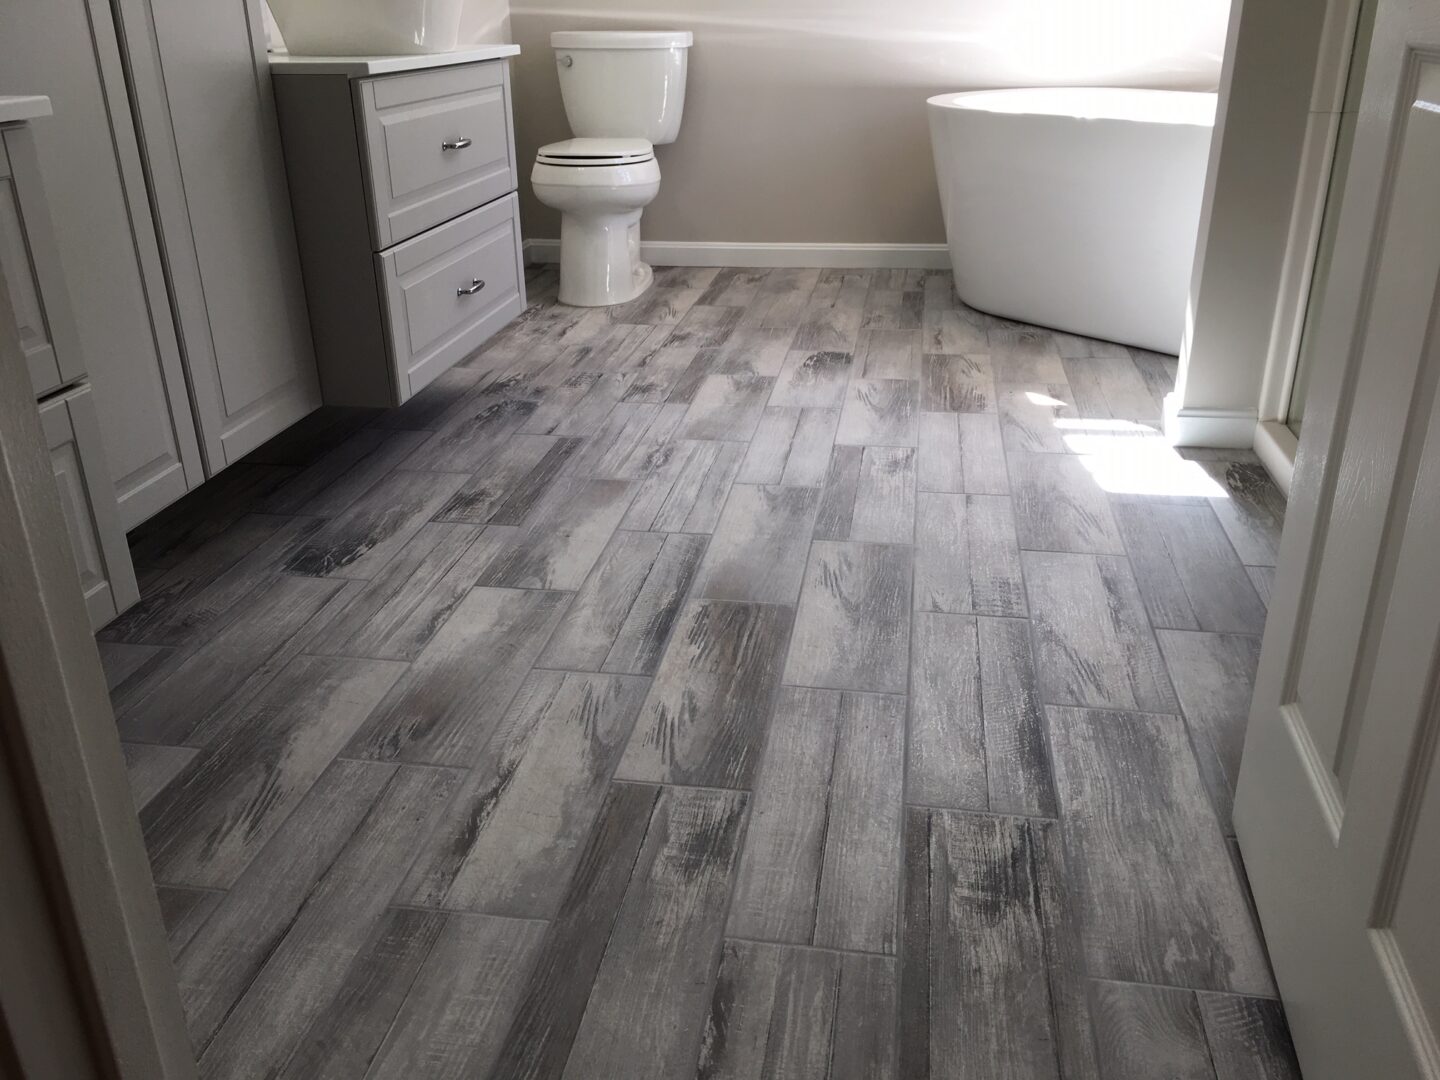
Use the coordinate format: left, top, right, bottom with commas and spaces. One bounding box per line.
532, 30, 692, 307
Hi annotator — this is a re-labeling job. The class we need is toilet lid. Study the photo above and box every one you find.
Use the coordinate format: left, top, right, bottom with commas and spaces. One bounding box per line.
536, 137, 655, 166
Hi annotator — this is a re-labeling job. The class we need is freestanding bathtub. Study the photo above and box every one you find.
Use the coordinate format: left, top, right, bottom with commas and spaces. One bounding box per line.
927, 88, 1216, 354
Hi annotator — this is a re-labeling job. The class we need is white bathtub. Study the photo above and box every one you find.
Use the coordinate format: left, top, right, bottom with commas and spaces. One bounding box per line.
927, 88, 1215, 354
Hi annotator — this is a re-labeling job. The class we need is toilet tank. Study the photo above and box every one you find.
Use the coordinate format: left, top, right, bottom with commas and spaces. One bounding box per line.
551, 31, 692, 145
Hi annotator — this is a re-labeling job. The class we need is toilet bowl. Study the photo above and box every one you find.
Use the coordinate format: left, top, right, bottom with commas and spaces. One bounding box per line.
533, 29, 691, 307
532, 138, 662, 307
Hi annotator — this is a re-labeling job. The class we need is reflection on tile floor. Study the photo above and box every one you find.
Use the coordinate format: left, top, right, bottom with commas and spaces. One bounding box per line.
103, 264, 1301, 1078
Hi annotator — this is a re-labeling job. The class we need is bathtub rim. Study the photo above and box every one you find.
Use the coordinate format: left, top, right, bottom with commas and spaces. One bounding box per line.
926, 87, 1217, 128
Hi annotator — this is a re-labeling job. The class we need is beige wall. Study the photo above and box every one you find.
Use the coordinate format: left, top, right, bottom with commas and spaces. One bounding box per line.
504, 0, 1231, 244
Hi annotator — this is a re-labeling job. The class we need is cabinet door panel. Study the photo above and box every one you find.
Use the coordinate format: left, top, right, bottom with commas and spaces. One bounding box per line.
115, 0, 321, 469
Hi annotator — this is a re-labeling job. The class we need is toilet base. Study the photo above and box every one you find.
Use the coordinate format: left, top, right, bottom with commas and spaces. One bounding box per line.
557, 208, 654, 307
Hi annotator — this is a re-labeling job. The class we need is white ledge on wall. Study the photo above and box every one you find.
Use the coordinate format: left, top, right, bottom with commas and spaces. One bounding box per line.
1253, 419, 1297, 497
524, 239, 951, 270
1163, 392, 1259, 449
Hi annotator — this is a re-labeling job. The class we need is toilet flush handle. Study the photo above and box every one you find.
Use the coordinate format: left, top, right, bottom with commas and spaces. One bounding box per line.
557, 53, 573, 67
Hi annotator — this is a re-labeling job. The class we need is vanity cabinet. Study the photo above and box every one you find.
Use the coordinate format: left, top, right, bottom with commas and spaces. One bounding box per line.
271, 50, 526, 407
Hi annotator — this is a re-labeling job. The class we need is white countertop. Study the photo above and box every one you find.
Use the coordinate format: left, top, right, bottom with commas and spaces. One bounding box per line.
0, 95, 53, 124
268, 44, 519, 77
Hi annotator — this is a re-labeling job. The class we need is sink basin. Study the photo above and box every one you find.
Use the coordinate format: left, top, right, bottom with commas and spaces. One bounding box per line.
267, 0, 465, 55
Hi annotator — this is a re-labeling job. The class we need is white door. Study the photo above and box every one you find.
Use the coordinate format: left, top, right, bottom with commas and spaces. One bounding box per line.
1234, 0, 1440, 1076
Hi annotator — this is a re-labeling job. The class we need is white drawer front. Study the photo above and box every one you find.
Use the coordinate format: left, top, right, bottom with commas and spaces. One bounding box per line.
379, 192, 525, 401
358, 62, 516, 248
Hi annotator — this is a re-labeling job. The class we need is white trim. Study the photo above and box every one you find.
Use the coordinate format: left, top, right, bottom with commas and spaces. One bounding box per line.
1163, 392, 1259, 448
1254, 419, 1298, 497
523, 238, 951, 269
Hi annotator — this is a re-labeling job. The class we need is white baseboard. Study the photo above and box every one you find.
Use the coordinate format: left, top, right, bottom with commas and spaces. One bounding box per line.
523, 238, 950, 269
1253, 419, 1297, 497
1163, 394, 1259, 448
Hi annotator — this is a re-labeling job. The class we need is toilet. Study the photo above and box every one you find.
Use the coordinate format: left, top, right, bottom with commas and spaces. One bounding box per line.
532, 30, 692, 307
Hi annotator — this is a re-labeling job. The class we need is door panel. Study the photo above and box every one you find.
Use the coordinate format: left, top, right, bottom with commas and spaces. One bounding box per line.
1236, 18, 1440, 1078
114, 0, 321, 470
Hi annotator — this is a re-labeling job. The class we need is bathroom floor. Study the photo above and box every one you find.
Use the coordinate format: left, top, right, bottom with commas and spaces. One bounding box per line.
102, 264, 1299, 1079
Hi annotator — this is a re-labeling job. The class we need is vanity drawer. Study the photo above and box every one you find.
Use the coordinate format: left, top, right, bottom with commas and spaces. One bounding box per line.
378, 192, 525, 401
357, 62, 516, 248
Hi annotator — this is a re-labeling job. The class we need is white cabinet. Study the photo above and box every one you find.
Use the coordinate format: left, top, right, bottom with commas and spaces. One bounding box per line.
272, 53, 526, 407
38, 385, 141, 629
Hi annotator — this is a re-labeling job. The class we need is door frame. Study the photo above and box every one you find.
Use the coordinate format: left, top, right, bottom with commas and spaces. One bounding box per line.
0, 267, 193, 1074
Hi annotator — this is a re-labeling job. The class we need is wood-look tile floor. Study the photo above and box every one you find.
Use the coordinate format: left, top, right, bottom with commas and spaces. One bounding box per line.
102, 264, 1301, 1079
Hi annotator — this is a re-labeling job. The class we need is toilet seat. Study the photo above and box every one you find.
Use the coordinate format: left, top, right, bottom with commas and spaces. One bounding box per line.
536, 137, 655, 167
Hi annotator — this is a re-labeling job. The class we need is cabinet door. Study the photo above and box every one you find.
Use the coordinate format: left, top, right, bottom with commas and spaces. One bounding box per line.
38, 383, 141, 630
0, 0, 204, 527
113, 0, 322, 469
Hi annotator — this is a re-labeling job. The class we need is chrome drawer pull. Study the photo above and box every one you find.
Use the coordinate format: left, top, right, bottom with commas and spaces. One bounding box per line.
457, 278, 486, 297
442, 137, 472, 151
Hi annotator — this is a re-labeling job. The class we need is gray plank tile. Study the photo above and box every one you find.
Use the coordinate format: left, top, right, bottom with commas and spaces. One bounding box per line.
1198, 461, 1286, 566
696, 941, 840, 1079
740, 267, 821, 329
487, 782, 661, 1080
662, 304, 743, 348
922, 305, 989, 354
198, 765, 461, 1076
518, 372, 607, 436
856, 329, 922, 380
121, 742, 199, 812
156, 885, 223, 958
832, 951, 900, 1080
611, 401, 691, 479
1052, 330, 1133, 359
257, 427, 434, 518
284, 470, 469, 579
1114, 501, 1268, 633
1089, 980, 1215, 1080
475, 476, 635, 590
786, 541, 913, 694
696, 483, 822, 603
346, 586, 570, 766
615, 599, 793, 789
770, 349, 853, 408
861, 284, 923, 332
794, 270, 869, 351
837, 379, 920, 447
813, 445, 864, 540
105, 514, 322, 646
708, 327, 796, 376
989, 326, 1067, 383
999, 383, 1077, 454
739, 406, 838, 486
1024, 551, 1179, 712
99, 641, 173, 698
915, 492, 1025, 616
560, 785, 748, 1080
275, 907, 446, 1080
143, 654, 407, 888
365, 914, 547, 1080
1010, 451, 1125, 554
1246, 565, 1276, 609
696, 266, 770, 307
922, 354, 995, 413
1047, 706, 1274, 995
653, 265, 722, 289
306, 524, 509, 662
813, 691, 906, 953
1198, 993, 1302, 1080
606, 283, 705, 325
370, 367, 489, 431
434, 434, 582, 523
1063, 356, 1163, 426
979, 617, 1057, 818
918, 412, 1010, 495
115, 574, 351, 745
908, 613, 985, 810
175, 758, 397, 1049
726, 686, 840, 944
560, 402, 663, 479
397, 669, 647, 917
400, 397, 538, 472
901, 807, 1098, 1080
618, 345, 704, 403
1157, 630, 1263, 833
850, 447, 917, 544
626, 439, 746, 533
679, 373, 775, 441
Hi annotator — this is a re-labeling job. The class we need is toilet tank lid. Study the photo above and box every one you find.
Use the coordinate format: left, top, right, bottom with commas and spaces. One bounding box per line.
551, 30, 692, 49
